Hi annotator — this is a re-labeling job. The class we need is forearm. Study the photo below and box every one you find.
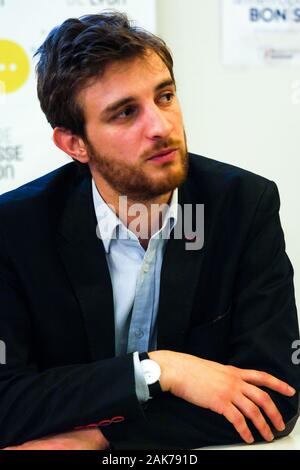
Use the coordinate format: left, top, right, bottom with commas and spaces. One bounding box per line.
101, 395, 245, 449
148, 350, 297, 444
102, 350, 299, 449
3, 428, 110, 451
0, 354, 142, 448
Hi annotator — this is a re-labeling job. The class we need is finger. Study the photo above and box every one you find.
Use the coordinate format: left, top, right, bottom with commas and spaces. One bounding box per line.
3, 444, 37, 450
244, 383, 286, 432
234, 395, 274, 442
241, 370, 295, 396
223, 404, 254, 444
3, 441, 49, 450
2, 446, 21, 450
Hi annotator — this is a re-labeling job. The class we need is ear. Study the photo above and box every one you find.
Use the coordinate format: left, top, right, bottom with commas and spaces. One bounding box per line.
53, 127, 89, 164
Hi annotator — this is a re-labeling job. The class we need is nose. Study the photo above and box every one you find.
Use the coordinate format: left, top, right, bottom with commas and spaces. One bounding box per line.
144, 105, 173, 141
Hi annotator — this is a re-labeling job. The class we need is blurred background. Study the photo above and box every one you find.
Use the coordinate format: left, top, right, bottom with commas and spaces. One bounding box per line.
0, 0, 299, 311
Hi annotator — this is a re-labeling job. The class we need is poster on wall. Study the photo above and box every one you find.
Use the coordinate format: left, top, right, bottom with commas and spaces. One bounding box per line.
221, 0, 300, 66
0, 0, 156, 194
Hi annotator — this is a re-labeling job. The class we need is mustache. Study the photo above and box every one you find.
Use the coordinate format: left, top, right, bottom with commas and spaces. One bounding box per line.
142, 139, 184, 160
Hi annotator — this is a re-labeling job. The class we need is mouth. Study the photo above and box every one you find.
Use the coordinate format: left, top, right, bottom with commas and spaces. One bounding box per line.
147, 148, 179, 164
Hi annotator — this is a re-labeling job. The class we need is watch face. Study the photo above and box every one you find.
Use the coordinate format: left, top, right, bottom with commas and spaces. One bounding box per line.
141, 359, 161, 385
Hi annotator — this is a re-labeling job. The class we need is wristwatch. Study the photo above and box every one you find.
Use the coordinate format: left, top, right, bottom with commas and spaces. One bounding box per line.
139, 352, 162, 399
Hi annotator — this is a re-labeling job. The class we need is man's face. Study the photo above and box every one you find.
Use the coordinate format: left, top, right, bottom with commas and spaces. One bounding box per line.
78, 51, 188, 201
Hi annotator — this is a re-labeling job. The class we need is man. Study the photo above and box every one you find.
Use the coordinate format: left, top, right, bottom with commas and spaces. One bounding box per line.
0, 12, 299, 450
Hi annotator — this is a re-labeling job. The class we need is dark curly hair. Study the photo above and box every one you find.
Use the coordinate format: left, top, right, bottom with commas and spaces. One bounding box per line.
35, 11, 174, 139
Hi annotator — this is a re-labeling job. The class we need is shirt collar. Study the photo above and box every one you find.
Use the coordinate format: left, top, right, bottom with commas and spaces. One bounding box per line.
92, 179, 178, 254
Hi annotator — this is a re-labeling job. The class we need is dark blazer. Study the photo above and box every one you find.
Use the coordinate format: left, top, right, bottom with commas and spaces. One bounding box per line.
0, 154, 299, 449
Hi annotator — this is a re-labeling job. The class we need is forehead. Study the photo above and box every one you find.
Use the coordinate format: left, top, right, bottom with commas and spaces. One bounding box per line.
78, 51, 171, 116
103, 50, 168, 82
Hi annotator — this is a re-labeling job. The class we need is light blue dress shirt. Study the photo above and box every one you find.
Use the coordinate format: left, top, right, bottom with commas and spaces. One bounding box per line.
92, 180, 178, 402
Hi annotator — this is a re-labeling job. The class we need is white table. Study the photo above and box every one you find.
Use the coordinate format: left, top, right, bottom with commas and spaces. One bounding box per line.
202, 419, 300, 450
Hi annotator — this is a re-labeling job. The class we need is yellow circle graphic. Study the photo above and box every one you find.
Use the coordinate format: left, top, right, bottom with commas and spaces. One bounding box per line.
0, 39, 30, 93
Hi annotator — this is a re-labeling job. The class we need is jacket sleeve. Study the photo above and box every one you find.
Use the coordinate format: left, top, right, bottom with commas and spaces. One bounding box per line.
101, 181, 300, 449
0, 235, 144, 448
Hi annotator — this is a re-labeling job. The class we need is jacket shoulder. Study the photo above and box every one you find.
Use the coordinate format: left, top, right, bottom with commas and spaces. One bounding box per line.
189, 153, 271, 185
0, 163, 88, 233
187, 153, 275, 202
0, 163, 80, 213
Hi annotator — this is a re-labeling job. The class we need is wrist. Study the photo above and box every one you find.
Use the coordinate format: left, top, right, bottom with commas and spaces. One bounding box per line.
148, 350, 177, 393
95, 428, 110, 450
138, 352, 162, 399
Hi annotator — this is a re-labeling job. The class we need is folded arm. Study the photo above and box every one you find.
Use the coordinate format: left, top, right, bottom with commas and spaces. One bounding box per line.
101, 181, 300, 449
1, 181, 299, 450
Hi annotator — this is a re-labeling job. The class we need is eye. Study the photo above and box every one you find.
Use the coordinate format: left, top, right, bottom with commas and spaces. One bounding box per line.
113, 106, 137, 120
159, 92, 175, 104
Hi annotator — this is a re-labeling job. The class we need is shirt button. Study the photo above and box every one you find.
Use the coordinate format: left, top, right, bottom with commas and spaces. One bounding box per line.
143, 264, 149, 273
135, 329, 144, 339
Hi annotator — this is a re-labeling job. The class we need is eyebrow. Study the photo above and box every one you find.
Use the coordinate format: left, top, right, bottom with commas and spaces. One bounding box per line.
101, 79, 175, 118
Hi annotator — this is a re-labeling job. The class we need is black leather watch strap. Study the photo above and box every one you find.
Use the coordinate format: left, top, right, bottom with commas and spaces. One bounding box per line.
138, 352, 151, 408
148, 378, 163, 398
139, 352, 150, 361
138, 352, 162, 398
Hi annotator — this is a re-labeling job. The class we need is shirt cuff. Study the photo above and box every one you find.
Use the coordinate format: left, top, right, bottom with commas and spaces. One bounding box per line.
133, 351, 150, 403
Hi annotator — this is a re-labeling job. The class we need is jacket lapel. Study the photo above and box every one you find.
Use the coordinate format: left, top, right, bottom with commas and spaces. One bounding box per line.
56, 175, 115, 361
55, 161, 208, 358
157, 177, 207, 352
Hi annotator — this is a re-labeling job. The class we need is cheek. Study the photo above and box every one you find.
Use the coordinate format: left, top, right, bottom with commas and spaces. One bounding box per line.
100, 131, 140, 161
109, 128, 143, 157
86, 126, 124, 154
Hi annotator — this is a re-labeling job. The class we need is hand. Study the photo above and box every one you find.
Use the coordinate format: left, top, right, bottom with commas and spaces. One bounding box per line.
2, 428, 110, 450
149, 350, 296, 444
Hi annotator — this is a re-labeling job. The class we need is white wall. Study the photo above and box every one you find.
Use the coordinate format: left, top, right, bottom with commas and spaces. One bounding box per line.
157, 0, 300, 311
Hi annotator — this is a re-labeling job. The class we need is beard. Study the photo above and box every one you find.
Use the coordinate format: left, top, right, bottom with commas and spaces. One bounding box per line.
86, 136, 189, 201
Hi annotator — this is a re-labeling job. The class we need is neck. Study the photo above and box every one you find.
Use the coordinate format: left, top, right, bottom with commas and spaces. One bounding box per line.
92, 172, 173, 249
